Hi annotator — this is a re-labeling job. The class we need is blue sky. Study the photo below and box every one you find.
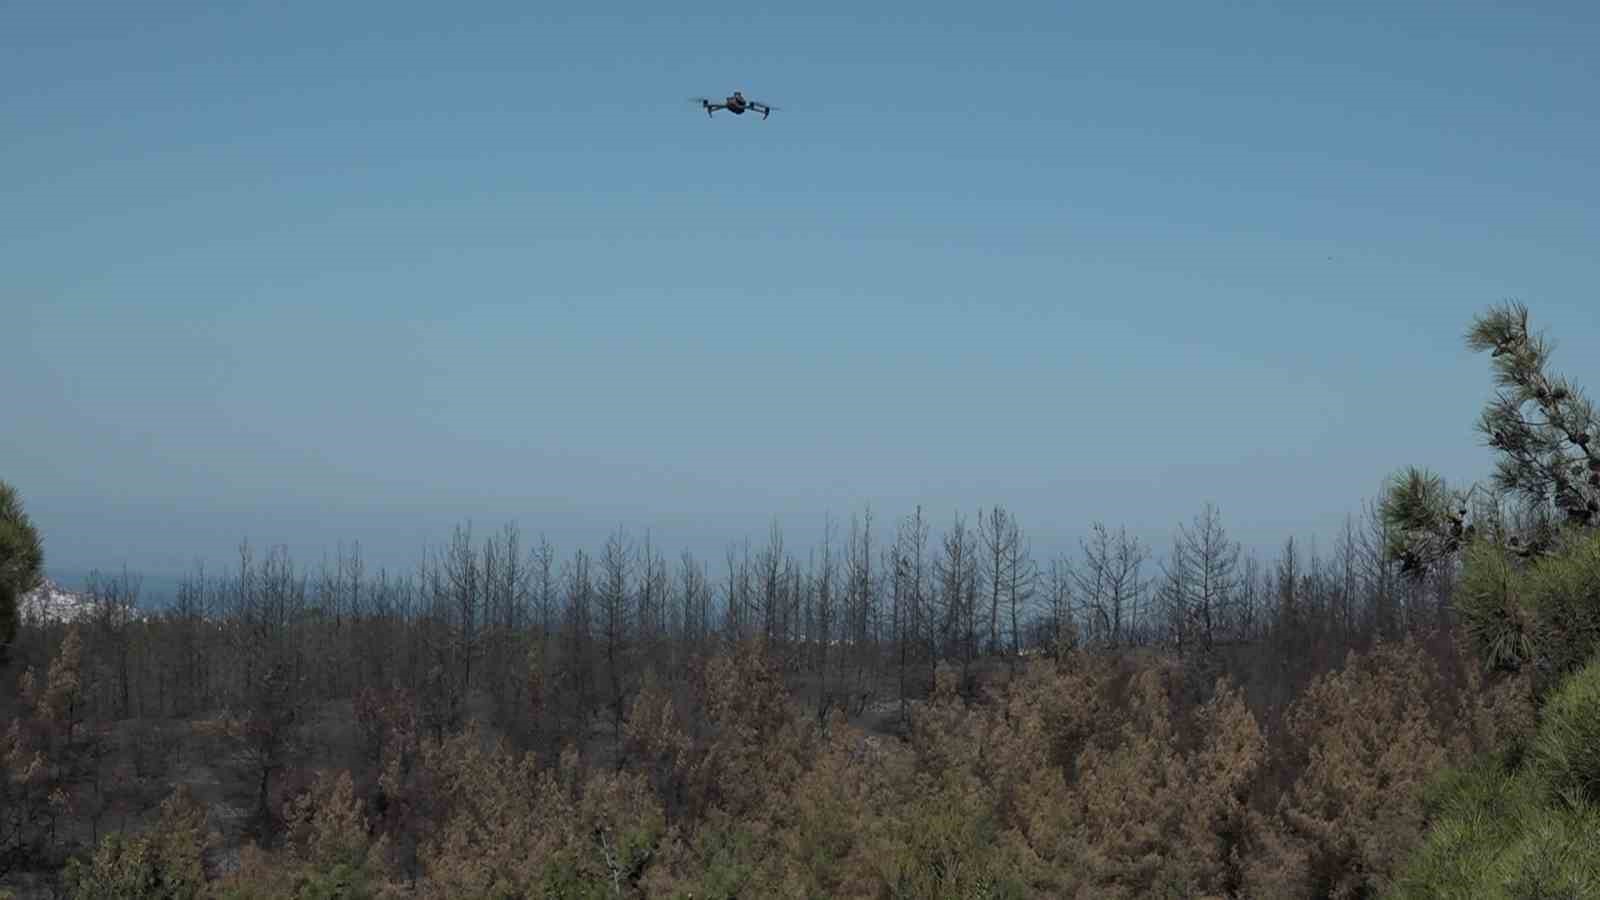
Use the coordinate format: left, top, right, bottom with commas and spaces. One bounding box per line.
6, 1, 1599, 581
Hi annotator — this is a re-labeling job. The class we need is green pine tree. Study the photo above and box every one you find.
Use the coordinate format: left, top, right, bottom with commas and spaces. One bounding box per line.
1467, 301, 1600, 533
1386, 303, 1600, 897
1381, 303, 1600, 674
1383, 303, 1599, 571
0, 480, 46, 664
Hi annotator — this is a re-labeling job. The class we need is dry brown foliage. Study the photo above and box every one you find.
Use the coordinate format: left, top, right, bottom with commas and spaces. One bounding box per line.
8, 632, 1523, 899
353, 686, 417, 768
283, 770, 382, 873
1251, 639, 1450, 899
1451, 653, 1537, 763
62, 785, 213, 899
32, 626, 85, 731
386, 725, 668, 898
770, 709, 896, 898
682, 638, 819, 821
1061, 661, 1268, 899
3, 627, 94, 877
621, 671, 693, 818
1, 718, 59, 874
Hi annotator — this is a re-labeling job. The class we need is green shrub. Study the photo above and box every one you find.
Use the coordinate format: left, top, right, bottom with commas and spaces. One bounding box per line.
63, 787, 209, 900
1457, 531, 1600, 685
1524, 532, 1600, 683
214, 860, 377, 900
1529, 656, 1600, 809
1392, 654, 1600, 899
1389, 759, 1539, 899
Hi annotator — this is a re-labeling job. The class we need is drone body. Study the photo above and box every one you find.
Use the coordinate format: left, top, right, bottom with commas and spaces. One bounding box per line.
693, 91, 776, 119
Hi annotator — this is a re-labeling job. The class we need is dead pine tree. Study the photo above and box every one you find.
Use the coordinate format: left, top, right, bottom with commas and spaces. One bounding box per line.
597, 527, 635, 755
1074, 523, 1150, 650
1158, 503, 1242, 658
979, 505, 1011, 659
933, 512, 978, 692
814, 515, 838, 725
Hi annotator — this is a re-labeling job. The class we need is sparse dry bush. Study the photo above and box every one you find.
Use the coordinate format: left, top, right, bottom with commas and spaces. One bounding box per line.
1450, 657, 1536, 765
770, 710, 898, 898
398, 724, 665, 898
643, 808, 781, 899
621, 672, 693, 819
1069, 661, 1201, 898
352, 686, 415, 769
3, 627, 96, 877
1173, 678, 1267, 898
33, 626, 86, 735
907, 662, 985, 779
1, 717, 66, 875
199, 658, 310, 834
1255, 640, 1449, 899
680, 639, 818, 821
887, 653, 1259, 898
982, 665, 1074, 862
62, 785, 212, 900
1031, 651, 1122, 779
350, 687, 426, 878
410, 726, 555, 896
283, 771, 381, 875
7, 611, 1539, 899
569, 764, 668, 898
883, 662, 1053, 896
206, 769, 391, 899
860, 753, 1028, 900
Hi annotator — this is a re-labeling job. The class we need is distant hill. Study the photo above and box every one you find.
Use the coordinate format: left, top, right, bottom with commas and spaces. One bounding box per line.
20, 575, 162, 626
18, 577, 103, 625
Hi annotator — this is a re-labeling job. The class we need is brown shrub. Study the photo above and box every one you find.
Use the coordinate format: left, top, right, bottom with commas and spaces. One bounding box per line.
408, 725, 665, 898
1174, 677, 1266, 897
1451, 658, 1537, 764
621, 672, 693, 820
679, 639, 818, 821
1069, 661, 1197, 897
1251, 639, 1449, 899
772, 711, 900, 898
283, 770, 379, 873
62, 785, 213, 900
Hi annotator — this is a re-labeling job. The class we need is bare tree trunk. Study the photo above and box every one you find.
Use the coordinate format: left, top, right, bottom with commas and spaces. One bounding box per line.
815, 516, 836, 724
598, 528, 634, 753
980, 506, 1009, 657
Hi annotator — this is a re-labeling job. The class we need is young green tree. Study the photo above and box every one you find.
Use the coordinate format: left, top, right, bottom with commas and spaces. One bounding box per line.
1384, 302, 1600, 677
1392, 656, 1600, 899
1384, 302, 1598, 576
1387, 303, 1600, 897
0, 480, 46, 664
1470, 303, 1599, 529
63, 786, 211, 900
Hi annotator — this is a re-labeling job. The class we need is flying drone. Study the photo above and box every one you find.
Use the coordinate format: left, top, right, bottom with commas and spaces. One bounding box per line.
692, 91, 777, 120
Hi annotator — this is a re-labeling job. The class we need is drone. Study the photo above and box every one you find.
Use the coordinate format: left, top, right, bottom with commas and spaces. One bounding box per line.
692, 91, 777, 120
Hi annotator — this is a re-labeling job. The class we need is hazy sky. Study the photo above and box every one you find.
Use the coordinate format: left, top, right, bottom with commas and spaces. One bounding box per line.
6, 1, 1599, 581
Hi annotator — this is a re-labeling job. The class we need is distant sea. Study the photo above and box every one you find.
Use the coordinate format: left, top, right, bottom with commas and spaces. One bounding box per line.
47, 570, 185, 611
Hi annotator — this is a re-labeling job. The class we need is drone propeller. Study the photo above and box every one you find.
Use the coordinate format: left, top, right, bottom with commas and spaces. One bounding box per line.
687, 95, 780, 118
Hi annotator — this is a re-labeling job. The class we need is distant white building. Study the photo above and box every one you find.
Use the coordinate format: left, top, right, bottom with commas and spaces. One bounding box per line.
17, 578, 119, 626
